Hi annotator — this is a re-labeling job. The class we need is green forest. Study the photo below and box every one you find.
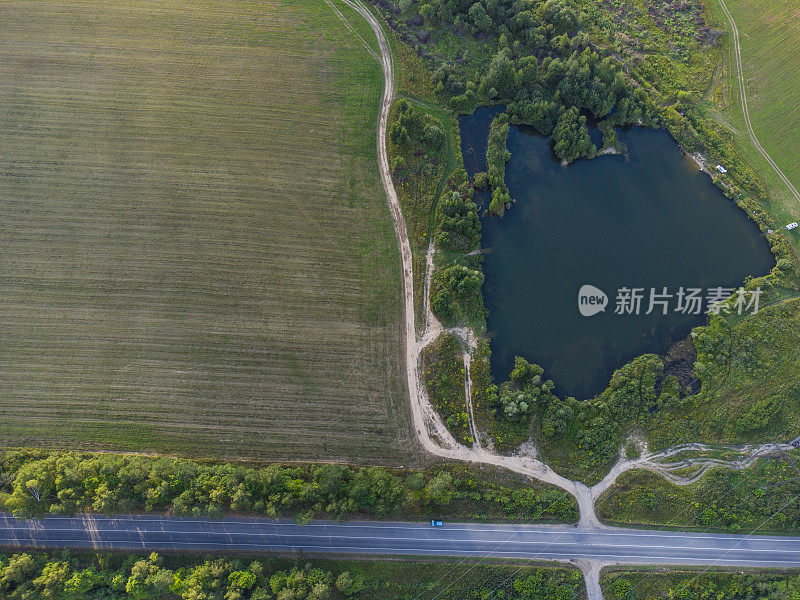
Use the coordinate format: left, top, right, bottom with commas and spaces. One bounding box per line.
382, 0, 659, 159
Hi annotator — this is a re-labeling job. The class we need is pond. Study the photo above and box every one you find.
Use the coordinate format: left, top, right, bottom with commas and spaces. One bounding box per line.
459, 107, 774, 399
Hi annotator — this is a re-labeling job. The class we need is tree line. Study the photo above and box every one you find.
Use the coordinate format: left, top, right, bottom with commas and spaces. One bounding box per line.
389, 99, 444, 152
0, 451, 576, 523
485, 113, 513, 215
436, 169, 480, 252
0, 550, 584, 600
431, 170, 487, 326
0, 553, 349, 600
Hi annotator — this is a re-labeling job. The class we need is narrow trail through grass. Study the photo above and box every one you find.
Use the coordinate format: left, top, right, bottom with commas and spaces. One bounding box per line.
716, 0, 800, 206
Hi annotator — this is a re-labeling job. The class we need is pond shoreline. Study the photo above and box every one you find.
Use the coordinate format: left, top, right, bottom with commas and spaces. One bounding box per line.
458, 106, 774, 399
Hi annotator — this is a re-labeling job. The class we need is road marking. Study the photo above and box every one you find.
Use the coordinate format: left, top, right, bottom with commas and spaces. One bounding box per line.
1, 537, 798, 565
4, 528, 800, 554
8, 516, 800, 544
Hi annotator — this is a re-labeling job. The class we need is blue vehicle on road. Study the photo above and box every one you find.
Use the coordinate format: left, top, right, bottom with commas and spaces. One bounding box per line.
431, 520, 444, 527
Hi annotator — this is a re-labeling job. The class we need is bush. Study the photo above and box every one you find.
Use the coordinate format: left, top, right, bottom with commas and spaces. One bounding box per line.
552, 106, 595, 163
431, 264, 484, 324
436, 184, 481, 252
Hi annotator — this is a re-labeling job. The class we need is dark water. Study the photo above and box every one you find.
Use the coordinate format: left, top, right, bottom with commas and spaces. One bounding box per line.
459, 105, 505, 175
459, 105, 505, 207
459, 107, 774, 398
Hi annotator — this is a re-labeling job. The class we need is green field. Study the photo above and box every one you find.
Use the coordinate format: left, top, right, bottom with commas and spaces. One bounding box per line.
596, 449, 800, 533
0, 0, 417, 463
602, 568, 800, 600
708, 0, 800, 227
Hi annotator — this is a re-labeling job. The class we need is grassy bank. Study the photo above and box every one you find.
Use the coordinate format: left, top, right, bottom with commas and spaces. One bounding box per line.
385, 27, 462, 326
644, 298, 800, 452
421, 335, 472, 446
602, 568, 800, 600
385, 97, 451, 324
596, 449, 800, 533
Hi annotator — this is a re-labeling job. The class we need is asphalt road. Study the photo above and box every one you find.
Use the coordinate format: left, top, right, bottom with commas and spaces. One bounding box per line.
2, 513, 800, 567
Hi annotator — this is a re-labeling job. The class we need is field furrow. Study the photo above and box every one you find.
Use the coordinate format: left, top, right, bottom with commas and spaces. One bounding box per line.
0, 0, 415, 463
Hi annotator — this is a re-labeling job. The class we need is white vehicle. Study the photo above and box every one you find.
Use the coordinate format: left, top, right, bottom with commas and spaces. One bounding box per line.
787, 222, 799, 230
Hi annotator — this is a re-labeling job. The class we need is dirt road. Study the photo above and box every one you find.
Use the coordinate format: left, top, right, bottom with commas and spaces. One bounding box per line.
338, 0, 600, 525
341, 0, 799, 543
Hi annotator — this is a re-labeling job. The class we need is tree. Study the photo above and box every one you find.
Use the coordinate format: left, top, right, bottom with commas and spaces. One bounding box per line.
488, 187, 510, 216
424, 471, 454, 505
5, 456, 60, 517
270, 567, 332, 600
422, 123, 445, 147
436, 185, 481, 252
348, 467, 404, 517
227, 569, 258, 600
481, 49, 517, 98
551, 107, 595, 163
125, 553, 174, 600
64, 567, 103, 599
541, 398, 574, 437
31, 561, 71, 599
431, 263, 484, 322
336, 572, 363, 596
486, 113, 511, 191
500, 390, 532, 420
601, 355, 663, 424
468, 2, 493, 33
389, 122, 411, 146
542, 0, 579, 33
509, 357, 541, 385
310, 582, 331, 600
0, 553, 36, 591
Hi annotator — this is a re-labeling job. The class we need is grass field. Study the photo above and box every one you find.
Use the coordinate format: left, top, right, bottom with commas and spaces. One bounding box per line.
596, 449, 800, 533
707, 0, 800, 229
645, 297, 800, 451
601, 568, 800, 600
0, 0, 418, 463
